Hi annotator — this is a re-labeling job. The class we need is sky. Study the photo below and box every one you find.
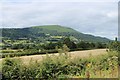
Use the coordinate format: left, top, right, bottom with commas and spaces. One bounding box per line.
0, 0, 119, 40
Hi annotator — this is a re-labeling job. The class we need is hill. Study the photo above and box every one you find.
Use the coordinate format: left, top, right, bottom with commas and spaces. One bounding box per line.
1, 25, 110, 42
32, 25, 77, 33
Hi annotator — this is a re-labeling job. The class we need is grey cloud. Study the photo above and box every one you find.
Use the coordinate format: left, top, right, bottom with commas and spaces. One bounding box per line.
1, 1, 118, 39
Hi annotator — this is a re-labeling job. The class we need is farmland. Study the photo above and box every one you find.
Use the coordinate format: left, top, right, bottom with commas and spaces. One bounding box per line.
3, 49, 107, 64
1, 25, 119, 79
1, 42, 119, 79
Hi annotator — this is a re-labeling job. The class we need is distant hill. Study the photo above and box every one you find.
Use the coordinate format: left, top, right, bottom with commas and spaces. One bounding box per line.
1, 25, 110, 42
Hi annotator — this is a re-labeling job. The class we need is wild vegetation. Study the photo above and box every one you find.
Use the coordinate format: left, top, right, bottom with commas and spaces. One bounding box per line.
1, 40, 119, 79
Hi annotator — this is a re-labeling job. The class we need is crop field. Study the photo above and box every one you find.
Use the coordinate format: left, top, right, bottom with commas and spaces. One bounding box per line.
12, 49, 107, 64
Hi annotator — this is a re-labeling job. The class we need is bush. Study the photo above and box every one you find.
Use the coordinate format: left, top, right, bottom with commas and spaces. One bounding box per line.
2, 58, 22, 79
2, 50, 118, 79
108, 41, 120, 52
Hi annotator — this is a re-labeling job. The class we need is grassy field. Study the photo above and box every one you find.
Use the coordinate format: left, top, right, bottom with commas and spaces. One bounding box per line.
1, 49, 119, 79
22, 49, 107, 64
1, 49, 107, 64
1, 49, 106, 72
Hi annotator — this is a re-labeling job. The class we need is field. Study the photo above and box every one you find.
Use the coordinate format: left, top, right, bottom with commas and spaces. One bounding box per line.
0, 49, 107, 63
13, 49, 107, 64
1, 49, 119, 79
1, 31, 119, 79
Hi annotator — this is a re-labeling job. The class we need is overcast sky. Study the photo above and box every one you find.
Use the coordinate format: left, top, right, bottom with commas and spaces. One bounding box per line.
0, 0, 119, 40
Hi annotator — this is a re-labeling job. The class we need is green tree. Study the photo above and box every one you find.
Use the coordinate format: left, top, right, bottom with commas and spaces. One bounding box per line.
109, 41, 120, 52
62, 37, 77, 50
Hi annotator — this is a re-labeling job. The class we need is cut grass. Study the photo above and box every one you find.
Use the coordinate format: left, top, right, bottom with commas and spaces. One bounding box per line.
8, 49, 107, 64
1, 49, 107, 65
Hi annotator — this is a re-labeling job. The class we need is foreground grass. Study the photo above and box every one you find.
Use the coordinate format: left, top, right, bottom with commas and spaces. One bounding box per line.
0, 60, 2, 72
2, 51, 118, 79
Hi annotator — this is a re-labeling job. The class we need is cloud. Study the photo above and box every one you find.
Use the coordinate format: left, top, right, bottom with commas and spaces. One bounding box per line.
0, 1, 118, 39
106, 12, 118, 18
2, 0, 119, 2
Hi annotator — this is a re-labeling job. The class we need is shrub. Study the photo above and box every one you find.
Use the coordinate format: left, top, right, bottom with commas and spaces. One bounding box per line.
2, 50, 118, 79
108, 41, 120, 52
2, 58, 22, 79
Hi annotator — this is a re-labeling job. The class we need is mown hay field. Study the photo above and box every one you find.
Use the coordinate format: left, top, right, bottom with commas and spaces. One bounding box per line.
11, 49, 107, 64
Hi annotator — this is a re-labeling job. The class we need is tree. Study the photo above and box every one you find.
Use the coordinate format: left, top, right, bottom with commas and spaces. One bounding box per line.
109, 40, 120, 52
77, 41, 88, 50
62, 37, 77, 50
43, 42, 56, 50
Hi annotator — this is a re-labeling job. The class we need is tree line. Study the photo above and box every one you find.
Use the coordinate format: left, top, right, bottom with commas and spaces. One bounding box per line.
2, 37, 107, 51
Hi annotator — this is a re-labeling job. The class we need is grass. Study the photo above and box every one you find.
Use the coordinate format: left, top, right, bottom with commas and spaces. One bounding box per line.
1, 50, 118, 79
2, 49, 107, 64
0, 60, 2, 72
33, 25, 76, 32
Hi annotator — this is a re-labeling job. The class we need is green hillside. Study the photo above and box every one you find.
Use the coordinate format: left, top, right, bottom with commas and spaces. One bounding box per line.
1, 25, 110, 42
32, 25, 77, 32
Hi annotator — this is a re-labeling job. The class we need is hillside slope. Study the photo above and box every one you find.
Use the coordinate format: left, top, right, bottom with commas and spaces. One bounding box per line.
1, 25, 110, 42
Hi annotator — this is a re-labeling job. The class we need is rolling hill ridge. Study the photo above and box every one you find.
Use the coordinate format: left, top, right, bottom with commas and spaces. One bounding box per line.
1, 25, 110, 42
